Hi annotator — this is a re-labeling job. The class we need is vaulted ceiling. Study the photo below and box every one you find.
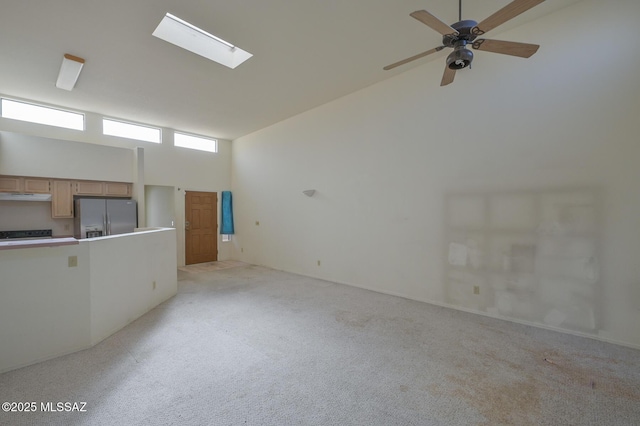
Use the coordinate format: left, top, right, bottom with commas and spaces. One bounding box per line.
0, 0, 581, 140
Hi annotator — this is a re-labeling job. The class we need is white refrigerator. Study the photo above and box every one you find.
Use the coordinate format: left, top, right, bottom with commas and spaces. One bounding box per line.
74, 198, 137, 239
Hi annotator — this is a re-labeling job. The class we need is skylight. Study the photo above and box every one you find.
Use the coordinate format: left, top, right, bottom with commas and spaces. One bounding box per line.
1, 98, 84, 130
174, 132, 217, 153
103, 118, 161, 143
152, 13, 252, 69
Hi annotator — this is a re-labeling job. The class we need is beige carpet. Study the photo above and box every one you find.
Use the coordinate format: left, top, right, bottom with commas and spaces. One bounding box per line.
1, 264, 638, 425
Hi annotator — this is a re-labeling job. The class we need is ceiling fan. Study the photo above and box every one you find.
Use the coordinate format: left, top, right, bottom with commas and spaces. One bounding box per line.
384, 0, 546, 86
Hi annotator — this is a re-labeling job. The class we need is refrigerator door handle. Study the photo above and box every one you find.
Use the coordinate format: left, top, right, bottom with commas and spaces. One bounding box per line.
107, 213, 111, 235
103, 214, 107, 236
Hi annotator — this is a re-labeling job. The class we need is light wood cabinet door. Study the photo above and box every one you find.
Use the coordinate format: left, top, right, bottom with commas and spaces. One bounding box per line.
24, 178, 51, 194
104, 182, 131, 197
52, 181, 74, 218
0, 176, 23, 192
75, 181, 104, 196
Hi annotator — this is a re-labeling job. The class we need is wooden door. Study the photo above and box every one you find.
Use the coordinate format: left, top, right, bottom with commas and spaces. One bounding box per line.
185, 191, 218, 265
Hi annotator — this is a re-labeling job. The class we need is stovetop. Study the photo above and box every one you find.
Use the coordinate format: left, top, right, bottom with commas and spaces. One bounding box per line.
0, 229, 53, 240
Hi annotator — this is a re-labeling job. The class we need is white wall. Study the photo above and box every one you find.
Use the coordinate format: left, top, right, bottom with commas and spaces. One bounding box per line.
0, 131, 133, 235
231, 0, 640, 348
0, 112, 232, 191
0, 131, 133, 181
0, 200, 73, 236
0, 107, 233, 263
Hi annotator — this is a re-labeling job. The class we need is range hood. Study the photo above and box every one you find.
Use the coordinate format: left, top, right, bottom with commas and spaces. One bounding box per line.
0, 193, 52, 202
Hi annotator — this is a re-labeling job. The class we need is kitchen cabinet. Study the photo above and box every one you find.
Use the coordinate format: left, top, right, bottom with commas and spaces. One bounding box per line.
104, 182, 131, 197
0, 176, 50, 193
51, 181, 74, 218
0, 176, 23, 192
74, 180, 131, 197
2, 174, 132, 218
2, 175, 131, 198
23, 178, 51, 194
75, 180, 104, 196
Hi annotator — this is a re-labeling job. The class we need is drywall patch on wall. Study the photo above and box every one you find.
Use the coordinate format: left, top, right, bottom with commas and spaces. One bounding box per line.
444, 188, 602, 335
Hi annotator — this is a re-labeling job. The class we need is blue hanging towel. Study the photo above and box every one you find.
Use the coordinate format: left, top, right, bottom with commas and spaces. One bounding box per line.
221, 191, 235, 234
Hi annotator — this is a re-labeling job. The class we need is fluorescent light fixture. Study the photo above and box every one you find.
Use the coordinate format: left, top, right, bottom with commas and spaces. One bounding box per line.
1, 98, 84, 130
103, 118, 161, 143
152, 13, 252, 69
174, 132, 218, 152
56, 54, 85, 91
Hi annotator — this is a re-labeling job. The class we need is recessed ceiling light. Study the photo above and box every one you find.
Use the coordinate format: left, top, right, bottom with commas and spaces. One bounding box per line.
152, 13, 252, 69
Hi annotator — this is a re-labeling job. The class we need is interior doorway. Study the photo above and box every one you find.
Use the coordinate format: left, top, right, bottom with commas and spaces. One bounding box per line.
145, 185, 176, 228
185, 191, 218, 265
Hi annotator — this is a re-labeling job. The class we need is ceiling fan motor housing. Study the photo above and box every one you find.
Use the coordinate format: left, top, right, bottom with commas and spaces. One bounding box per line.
442, 20, 479, 46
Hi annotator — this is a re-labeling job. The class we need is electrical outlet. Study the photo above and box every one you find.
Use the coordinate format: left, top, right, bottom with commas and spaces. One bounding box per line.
64, 224, 70, 231
152, 281, 156, 290
68, 256, 78, 267
473, 285, 480, 295
241, 248, 244, 253
255, 221, 260, 226
317, 260, 321, 266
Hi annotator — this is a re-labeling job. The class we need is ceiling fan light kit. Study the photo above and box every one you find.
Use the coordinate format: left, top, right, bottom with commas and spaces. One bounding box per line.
446, 43, 473, 70
384, 0, 546, 86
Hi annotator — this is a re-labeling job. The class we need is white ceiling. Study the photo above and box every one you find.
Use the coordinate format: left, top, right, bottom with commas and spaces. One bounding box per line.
0, 0, 581, 141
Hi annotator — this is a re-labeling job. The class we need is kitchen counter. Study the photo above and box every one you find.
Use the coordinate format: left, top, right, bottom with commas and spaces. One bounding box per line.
0, 237, 78, 250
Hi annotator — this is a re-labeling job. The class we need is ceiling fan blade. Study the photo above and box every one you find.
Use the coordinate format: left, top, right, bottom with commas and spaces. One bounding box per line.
472, 39, 539, 58
441, 66, 456, 86
410, 10, 459, 36
473, 0, 545, 35
383, 46, 445, 71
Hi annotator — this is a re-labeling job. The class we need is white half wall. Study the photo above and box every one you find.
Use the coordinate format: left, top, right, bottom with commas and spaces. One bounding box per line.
0, 228, 177, 373
0, 244, 90, 372
88, 229, 177, 345
231, 0, 640, 348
